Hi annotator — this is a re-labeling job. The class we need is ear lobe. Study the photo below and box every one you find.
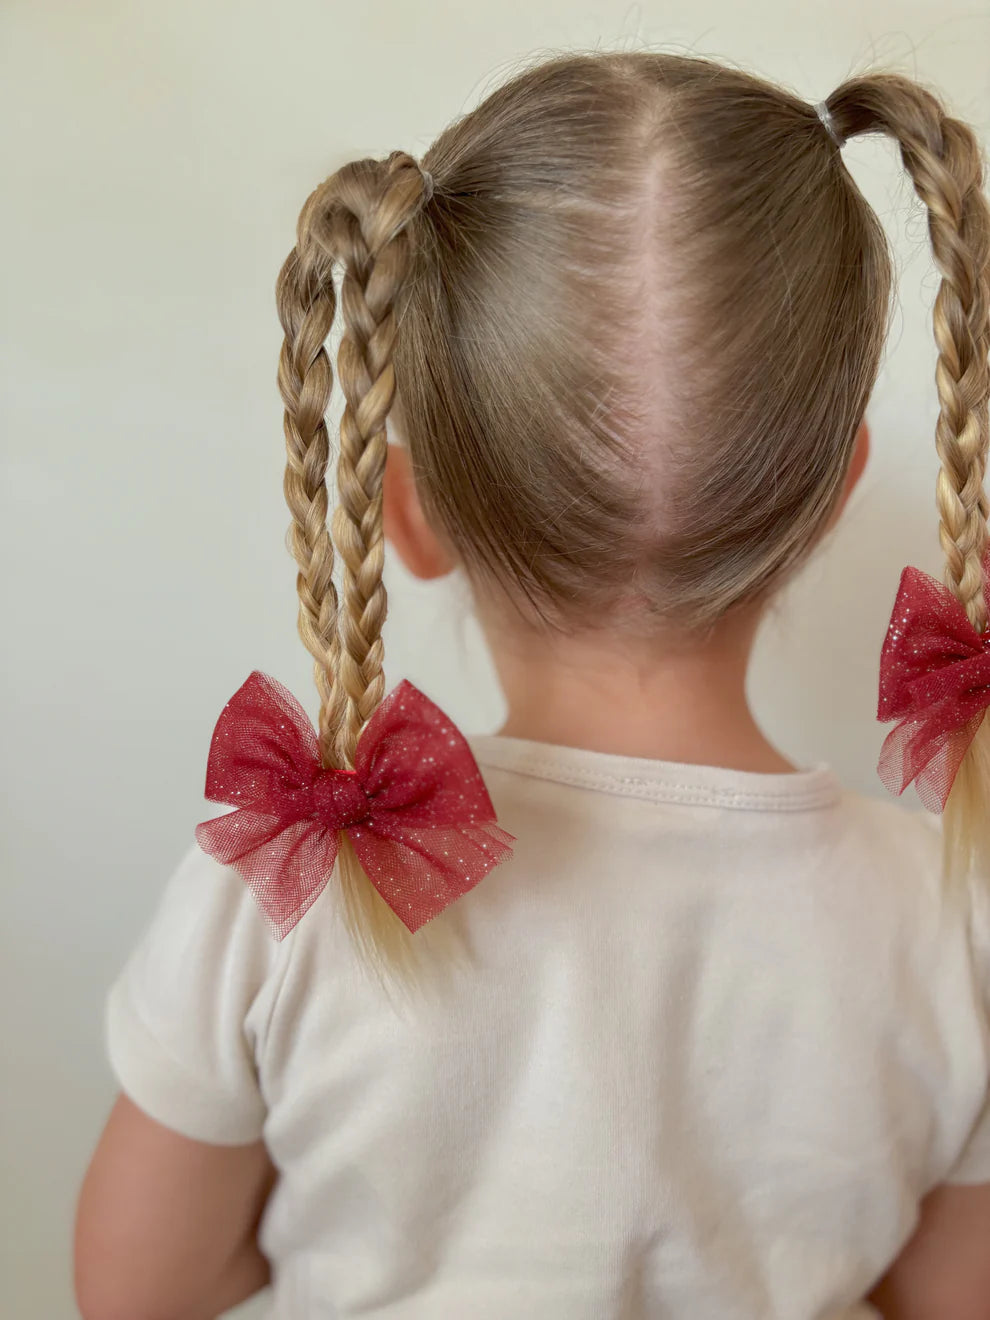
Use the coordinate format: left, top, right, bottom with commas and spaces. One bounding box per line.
382, 443, 456, 580
837, 418, 870, 506
848, 418, 870, 490
822, 419, 870, 532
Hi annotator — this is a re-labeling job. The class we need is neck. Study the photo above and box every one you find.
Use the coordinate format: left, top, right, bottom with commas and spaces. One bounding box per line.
481, 611, 796, 774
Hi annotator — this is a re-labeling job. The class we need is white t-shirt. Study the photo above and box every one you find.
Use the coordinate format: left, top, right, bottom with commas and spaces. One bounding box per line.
105, 733, 990, 1320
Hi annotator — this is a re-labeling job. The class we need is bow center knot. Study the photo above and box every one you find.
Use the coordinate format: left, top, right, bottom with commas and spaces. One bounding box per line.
311, 769, 371, 831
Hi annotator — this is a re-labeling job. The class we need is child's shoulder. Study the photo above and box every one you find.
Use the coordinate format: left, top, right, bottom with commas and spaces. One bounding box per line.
833, 787, 945, 894
835, 786, 943, 851
835, 788, 990, 958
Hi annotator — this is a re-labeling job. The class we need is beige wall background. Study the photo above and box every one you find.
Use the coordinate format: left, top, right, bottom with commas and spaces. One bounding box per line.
2, 1, 988, 1315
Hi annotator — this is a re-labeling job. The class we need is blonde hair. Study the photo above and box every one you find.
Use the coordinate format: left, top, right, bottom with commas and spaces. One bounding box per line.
274, 52, 990, 982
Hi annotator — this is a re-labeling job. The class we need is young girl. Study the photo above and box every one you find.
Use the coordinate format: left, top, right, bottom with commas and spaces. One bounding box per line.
74, 50, 990, 1320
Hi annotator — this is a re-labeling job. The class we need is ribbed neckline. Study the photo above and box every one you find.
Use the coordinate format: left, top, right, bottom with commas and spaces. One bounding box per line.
466, 733, 843, 813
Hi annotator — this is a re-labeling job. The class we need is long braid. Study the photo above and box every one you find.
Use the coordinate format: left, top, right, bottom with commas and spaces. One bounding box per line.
830, 74, 990, 876
275, 221, 343, 765
907, 103, 990, 628
830, 75, 990, 627
332, 217, 391, 763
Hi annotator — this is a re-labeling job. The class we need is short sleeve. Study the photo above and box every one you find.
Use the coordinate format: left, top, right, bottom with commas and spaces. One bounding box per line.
944, 868, 990, 1185
105, 836, 280, 1145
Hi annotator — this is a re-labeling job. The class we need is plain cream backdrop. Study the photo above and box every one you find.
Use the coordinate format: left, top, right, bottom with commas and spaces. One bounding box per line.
2, 1, 989, 1315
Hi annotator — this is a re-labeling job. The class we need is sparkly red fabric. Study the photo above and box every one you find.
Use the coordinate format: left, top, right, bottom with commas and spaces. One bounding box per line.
878, 563, 990, 811
195, 671, 515, 937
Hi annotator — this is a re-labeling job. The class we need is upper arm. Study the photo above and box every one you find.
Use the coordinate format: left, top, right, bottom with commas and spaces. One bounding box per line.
78, 838, 287, 1316
867, 1181, 990, 1320
78, 841, 284, 1316
74, 1092, 277, 1320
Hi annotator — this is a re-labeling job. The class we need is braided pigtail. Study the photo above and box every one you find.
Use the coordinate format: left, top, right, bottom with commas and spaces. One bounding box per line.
196, 146, 507, 986
828, 75, 990, 878
275, 185, 343, 776
275, 153, 445, 985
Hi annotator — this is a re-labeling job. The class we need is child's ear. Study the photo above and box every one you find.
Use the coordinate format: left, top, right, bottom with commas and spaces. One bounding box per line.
382, 442, 457, 580
847, 418, 870, 496
827, 418, 871, 526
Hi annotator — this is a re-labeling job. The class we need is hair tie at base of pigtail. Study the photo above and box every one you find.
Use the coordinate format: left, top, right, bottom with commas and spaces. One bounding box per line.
814, 100, 846, 149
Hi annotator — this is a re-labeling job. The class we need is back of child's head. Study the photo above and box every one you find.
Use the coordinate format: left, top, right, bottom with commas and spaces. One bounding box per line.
262, 51, 990, 982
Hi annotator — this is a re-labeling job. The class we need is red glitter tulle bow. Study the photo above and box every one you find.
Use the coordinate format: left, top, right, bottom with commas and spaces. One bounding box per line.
878, 561, 990, 811
195, 671, 514, 937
